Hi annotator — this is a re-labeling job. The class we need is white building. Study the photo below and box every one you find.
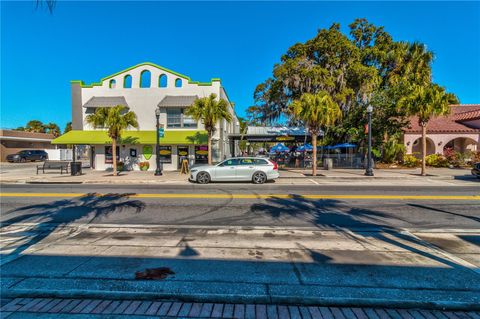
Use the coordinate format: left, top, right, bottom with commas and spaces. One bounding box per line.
53, 62, 239, 171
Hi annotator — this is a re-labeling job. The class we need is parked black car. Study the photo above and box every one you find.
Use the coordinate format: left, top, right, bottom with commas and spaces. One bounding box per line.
6, 150, 48, 162
472, 162, 480, 178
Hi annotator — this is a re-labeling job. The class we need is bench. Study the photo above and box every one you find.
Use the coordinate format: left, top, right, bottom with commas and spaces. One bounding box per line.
36, 161, 70, 175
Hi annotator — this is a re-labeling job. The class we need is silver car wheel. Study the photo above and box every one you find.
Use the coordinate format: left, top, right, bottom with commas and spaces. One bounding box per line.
252, 172, 267, 184
197, 172, 210, 184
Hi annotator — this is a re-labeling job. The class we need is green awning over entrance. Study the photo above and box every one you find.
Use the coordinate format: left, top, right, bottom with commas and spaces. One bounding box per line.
52, 130, 208, 145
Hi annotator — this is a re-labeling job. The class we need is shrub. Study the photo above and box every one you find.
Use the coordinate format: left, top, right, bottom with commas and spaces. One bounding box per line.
403, 154, 420, 167
382, 136, 406, 164
425, 154, 448, 167
139, 161, 150, 171
443, 148, 465, 167
116, 161, 124, 171
471, 151, 480, 163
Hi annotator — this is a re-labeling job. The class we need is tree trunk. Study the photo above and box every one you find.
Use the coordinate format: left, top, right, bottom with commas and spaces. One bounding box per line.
208, 132, 212, 165
421, 124, 427, 176
312, 134, 317, 176
112, 138, 117, 176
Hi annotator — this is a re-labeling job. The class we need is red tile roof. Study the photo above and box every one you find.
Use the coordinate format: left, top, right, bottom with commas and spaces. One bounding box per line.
404, 104, 480, 134
453, 109, 480, 122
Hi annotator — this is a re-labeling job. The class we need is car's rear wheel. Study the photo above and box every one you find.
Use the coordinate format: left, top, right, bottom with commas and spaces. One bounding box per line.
197, 172, 211, 184
252, 171, 267, 184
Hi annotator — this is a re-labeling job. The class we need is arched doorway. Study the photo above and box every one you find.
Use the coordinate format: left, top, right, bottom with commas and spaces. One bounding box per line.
412, 137, 435, 158
443, 137, 478, 154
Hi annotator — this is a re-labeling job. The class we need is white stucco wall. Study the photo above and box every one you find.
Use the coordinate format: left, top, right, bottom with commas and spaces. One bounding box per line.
80, 64, 224, 131
404, 133, 480, 154
75, 63, 238, 169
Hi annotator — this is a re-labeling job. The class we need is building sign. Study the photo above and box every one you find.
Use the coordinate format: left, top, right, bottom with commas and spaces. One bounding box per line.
195, 145, 208, 164
143, 145, 153, 160
159, 146, 172, 163
276, 136, 295, 141
105, 146, 119, 164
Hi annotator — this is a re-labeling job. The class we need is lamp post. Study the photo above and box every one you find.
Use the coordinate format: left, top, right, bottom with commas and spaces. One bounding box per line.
155, 107, 163, 176
365, 104, 374, 176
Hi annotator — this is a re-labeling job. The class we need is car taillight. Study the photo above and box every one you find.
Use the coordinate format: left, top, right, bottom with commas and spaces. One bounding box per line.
269, 160, 278, 170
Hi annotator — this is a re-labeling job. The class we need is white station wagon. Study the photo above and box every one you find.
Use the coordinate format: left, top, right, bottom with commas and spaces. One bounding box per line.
189, 157, 280, 184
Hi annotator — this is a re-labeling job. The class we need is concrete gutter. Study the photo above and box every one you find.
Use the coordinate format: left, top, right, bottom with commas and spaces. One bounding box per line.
2, 277, 479, 310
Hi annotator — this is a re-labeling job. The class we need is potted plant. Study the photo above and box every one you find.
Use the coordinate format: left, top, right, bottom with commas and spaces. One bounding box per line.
139, 161, 150, 171
116, 161, 125, 172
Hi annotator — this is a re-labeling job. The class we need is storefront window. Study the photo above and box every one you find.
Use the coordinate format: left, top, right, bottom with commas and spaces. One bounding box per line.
159, 146, 172, 163
105, 146, 119, 164
195, 145, 208, 164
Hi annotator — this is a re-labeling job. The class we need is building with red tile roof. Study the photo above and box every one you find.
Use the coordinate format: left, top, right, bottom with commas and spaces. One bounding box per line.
403, 104, 480, 156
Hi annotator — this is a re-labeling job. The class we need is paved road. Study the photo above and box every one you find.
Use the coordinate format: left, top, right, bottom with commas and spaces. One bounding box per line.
1, 184, 479, 230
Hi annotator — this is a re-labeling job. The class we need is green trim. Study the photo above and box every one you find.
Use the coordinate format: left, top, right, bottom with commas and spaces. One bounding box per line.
158, 74, 167, 88
140, 70, 151, 88
72, 62, 222, 88
175, 78, 182, 88
123, 74, 132, 89
52, 130, 208, 145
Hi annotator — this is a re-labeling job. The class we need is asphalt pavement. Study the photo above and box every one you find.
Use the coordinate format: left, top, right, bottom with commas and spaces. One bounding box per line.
1, 183, 480, 309
1, 184, 479, 230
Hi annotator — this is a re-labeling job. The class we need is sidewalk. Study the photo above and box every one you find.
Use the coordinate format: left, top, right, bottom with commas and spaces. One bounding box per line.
2, 297, 479, 318
0, 162, 477, 185
1, 224, 479, 310
282, 167, 476, 180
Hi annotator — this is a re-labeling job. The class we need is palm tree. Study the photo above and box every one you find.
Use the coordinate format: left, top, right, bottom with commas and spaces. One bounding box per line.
398, 84, 458, 176
237, 117, 249, 154
45, 122, 61, 137
185, 94, 232, 165
64, 122, 72, 134
86, 105, 138, 176
25, 120, 46, 133
289, 91, 342, 176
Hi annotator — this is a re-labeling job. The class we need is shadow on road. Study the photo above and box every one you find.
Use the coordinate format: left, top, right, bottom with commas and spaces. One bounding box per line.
0, 193, 145, 259
248, 194, 474, 269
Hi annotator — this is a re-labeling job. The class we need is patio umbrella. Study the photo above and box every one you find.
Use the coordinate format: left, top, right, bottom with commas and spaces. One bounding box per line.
332, 143, 356, 149
318, 145, 335, 150
297, 143, 313, 152
269, 143, 290, 154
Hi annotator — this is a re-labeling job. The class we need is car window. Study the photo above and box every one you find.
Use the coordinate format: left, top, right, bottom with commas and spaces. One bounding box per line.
222, 159, 240, 166
240, 158, 254, 165
254, 159, 268, 165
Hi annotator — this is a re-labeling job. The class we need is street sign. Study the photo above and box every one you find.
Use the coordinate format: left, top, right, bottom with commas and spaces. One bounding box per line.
158, 127, 165, 138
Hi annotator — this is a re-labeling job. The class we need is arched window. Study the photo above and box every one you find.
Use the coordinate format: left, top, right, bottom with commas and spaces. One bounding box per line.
140, 70, 151, 88
109, 79, 116, 89
175, 78, 182, 88
123, 74, 132, 88
158, 74, 167, 88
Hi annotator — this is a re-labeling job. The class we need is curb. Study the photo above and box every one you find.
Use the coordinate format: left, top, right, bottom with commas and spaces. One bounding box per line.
2, 278, 479, 311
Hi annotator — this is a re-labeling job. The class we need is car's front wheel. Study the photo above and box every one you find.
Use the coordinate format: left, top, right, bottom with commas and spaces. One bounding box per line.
196, 172, 211, 184
252, 171, 267, 184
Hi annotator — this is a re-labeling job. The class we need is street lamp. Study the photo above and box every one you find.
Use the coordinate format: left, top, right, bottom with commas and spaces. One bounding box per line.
155, 107, 163, 176
365, 104, 374, 176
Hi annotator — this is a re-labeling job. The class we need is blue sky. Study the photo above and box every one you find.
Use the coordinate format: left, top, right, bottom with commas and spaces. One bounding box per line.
1, 1, 479, 130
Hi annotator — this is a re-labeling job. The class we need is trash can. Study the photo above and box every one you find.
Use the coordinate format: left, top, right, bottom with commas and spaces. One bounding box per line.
71, 162, 82, 176
323, 158, 333, 170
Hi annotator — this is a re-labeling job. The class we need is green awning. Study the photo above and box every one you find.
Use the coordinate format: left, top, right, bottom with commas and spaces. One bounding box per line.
52, 130, 208, 145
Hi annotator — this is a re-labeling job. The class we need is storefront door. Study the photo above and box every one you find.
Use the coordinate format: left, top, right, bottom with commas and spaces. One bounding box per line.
178, 146, 189, 169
